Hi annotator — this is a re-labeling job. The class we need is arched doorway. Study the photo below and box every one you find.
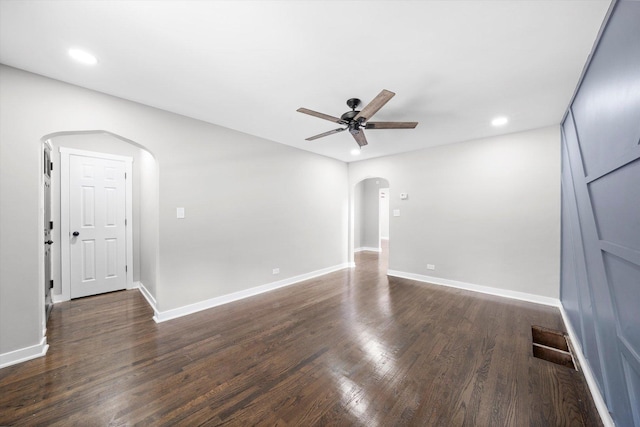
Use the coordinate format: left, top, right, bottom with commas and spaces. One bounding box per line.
352, 177, 390, 269
41, 131, 158, 308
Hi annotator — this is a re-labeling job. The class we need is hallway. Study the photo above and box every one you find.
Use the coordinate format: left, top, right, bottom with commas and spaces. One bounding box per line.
0, 248, 600, 425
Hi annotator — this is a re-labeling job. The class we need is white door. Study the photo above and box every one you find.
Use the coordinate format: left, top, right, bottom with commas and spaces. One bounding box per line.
69, 154, 127, 298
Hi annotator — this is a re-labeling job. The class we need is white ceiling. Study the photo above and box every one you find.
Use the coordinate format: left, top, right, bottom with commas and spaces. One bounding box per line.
0, 0, 611, 162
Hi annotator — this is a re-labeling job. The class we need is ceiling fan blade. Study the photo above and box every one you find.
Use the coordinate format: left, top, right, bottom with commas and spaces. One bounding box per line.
305, 128, 346, 141
353, 89, 395, 122
297, 108, 344, 124
366, 121, 418, 129
351, 130, 368, 147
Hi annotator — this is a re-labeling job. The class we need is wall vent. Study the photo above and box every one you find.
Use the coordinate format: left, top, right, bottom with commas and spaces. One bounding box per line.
531, 325, 577, 370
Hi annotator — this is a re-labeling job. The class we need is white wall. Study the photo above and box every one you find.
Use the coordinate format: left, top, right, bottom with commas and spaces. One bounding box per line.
138, 149, 158, 298
349, 126, 561, 299
0, 65, 348, 361
156, 137, 348, 311
361, 179, 380, 249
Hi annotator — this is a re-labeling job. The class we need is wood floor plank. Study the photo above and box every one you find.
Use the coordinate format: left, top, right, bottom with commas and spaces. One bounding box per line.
0, 245, 602, 426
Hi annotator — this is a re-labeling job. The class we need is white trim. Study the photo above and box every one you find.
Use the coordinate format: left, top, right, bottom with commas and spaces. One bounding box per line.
124, 159, 134, 291
153, 263, 351, 323
0, 337, 49, 370
134, 281, 158, 317
38, 141, 50, 351
559, 305, 615, 427
59, 147, 71, 302
59, 147, 134, 162
52, 293, 66, 304
59, 147, 133, 301
386, 269, 561, 307
355, 246, 381, 253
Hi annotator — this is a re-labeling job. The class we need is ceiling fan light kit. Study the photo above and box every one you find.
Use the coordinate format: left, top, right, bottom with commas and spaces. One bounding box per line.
297, 89, 418, 148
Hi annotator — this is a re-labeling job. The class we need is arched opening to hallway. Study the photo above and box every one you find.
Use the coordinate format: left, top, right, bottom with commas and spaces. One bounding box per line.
40, 131, 158, 326
352, 177, 390, 272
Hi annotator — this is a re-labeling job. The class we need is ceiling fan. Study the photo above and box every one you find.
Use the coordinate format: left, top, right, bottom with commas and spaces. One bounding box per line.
297, 89, 418, 147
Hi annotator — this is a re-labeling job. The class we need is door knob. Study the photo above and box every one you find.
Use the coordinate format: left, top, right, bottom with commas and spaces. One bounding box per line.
45, 240, 54, 245
72, 231, 80, 237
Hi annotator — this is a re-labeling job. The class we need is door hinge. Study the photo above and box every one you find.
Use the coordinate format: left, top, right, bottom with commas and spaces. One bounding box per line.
49, 221, 54, 230
125, 218, 127, 226
50, 162, 53, 171
49, 279, 54, 289
125, 265, 128, 272
125, 172, 127, 179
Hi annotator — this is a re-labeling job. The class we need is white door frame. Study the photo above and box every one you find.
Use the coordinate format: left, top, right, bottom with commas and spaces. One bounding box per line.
59, 147, 134, 301
39, 140, 53, 338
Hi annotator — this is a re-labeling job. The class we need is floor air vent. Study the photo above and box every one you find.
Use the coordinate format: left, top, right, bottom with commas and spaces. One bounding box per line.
531, 325, 577, 370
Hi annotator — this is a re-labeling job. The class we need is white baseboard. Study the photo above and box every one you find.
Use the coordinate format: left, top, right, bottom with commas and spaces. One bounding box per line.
52, 293, 66, 303
355, 246, 381, 253
386, 270, 561, 307
134, 281, 159, 318
0, 337, 49, 370
559, 306, 615, 427
153, 263, 351, 323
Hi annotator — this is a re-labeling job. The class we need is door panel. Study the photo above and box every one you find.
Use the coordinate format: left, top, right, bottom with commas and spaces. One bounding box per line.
105, 239, 118, 277
70, 155, 126, 298
81, 240, 96, 281
81, 186, 95, 226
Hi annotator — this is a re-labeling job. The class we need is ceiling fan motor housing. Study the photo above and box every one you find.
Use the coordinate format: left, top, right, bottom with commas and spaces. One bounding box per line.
342, 97, 362, 122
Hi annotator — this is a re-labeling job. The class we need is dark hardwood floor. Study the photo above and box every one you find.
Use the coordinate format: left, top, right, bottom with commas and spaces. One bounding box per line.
1, 245, 601, 426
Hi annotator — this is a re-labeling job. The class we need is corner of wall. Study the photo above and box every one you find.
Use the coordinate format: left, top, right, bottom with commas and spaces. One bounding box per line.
559, 305, 615, 427
0, 337, 49, 370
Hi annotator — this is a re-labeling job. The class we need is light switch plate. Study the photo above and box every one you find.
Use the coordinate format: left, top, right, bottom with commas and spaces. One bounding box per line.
177, 207, 185, 219
393, 209, 400, 217
400, 193, 408, 200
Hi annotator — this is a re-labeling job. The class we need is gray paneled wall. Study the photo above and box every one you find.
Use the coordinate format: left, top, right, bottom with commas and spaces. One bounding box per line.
560, 1, 640, 425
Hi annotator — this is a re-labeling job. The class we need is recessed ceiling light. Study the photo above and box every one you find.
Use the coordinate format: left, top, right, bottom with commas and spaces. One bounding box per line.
350, 149, 361, 156
491, 116, 508, 127
68, 48, 98, 65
